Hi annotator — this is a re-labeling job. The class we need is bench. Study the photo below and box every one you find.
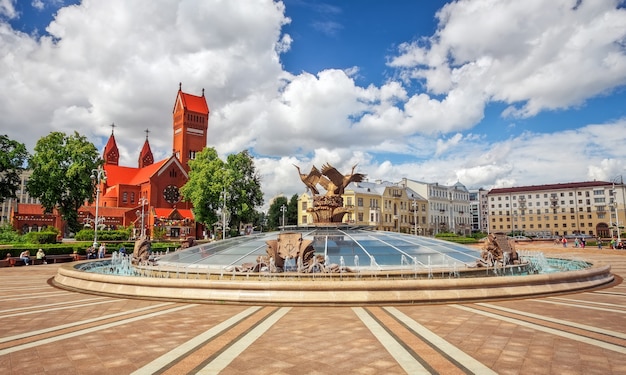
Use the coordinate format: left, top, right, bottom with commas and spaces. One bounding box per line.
45, 254, 76, 264
0, 254, 80, 267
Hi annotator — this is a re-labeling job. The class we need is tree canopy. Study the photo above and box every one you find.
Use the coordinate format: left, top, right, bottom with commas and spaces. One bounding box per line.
0, 135, 29, 204
26, 131, 101, 234
267, 195, 289, 231
181, 148, 263, 236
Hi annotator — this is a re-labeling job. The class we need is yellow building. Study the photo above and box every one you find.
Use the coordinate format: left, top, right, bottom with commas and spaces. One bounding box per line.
297, 180, 428, 234
487, 180, 626, 238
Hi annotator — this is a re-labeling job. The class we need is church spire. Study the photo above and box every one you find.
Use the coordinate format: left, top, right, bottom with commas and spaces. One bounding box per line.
138, 128, 154, 168
103, 123, 119, 166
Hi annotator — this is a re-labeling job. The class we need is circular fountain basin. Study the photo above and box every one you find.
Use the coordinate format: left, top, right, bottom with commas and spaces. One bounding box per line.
53, 228, 614, 305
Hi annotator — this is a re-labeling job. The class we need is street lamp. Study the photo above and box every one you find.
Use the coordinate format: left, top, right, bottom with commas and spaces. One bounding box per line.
221, 189, 229, 240
90, 167, 107, 247
280, 204, 287, 231
412, 199, 417, 236
137, 197, 148, 238
611, 181, 622, 245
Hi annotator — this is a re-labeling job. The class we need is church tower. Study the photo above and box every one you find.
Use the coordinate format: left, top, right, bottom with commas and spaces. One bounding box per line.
103, 123, 119, 166
138, 129, 154, 168
172, 83, 209, 170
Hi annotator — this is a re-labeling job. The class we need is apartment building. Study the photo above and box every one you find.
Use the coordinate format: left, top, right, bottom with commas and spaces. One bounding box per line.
469, 188, 489, 234
487, 181, 626, 237
400, 178, 471, 235
0, 170, 40, 226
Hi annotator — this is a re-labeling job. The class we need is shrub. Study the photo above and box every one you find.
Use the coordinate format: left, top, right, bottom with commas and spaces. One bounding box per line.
75, 228, 131, 242
23, 231, 58, 244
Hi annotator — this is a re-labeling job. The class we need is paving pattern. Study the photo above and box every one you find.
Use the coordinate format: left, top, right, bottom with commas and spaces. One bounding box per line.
0, 244, 624, 374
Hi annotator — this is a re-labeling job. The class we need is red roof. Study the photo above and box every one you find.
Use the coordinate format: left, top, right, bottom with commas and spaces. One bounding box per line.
16, 204, 49, 215
154, 208, 194, 219
103, 159, 168, 187
178, 91, 209, 114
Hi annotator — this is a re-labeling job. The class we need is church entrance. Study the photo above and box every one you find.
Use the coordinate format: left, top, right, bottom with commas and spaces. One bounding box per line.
170, 227, 180, 238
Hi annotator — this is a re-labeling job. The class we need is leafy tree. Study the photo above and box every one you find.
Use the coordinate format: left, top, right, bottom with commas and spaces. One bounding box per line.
225, 150, 264, 233
180, 147, 228, 230
287, 194, 299, 225
267, 196, 288, 231
27, 131, 101, 235
0, 135, 29, 203
181, 148, 264, 237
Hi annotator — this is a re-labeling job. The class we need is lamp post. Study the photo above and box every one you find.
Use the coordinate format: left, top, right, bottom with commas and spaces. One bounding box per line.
611, 181, 622, 245
412, 199, 417, 236
221, 189, 229, 240
280, 204, 287, 231
137, 197, 148, 238
90, 167, 107, 247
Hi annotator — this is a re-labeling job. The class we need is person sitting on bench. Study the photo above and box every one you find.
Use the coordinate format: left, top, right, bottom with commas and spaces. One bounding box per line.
36, 248, 47, 264
20, 250, 31, 265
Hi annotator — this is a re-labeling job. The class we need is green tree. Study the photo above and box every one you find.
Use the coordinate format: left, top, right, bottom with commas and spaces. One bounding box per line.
267, 196, 288, 231
26, 131, 101, 235
180, 147, 227, 229
225, 150, 264, 233
287, 194, 299, 226
181, 148, 264, 237
0, 135, 29, 203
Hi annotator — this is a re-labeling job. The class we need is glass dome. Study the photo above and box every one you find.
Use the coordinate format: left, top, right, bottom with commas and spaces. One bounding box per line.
156, 227, 483, 271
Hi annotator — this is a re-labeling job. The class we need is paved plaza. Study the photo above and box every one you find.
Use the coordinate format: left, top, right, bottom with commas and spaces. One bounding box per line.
0, 243, 625, 374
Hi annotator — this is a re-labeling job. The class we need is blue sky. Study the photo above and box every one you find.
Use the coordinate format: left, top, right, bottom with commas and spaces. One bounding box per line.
1, 0, 626, 206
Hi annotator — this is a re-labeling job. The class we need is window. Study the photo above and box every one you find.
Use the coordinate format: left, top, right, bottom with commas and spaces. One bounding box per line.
357, 198, 363, 207
122, 192, 128, 203
130, 192, 135, 203
302, 202, 307, 211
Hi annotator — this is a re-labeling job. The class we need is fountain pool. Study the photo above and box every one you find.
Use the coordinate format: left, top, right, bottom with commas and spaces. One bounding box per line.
53, 228, 614, 305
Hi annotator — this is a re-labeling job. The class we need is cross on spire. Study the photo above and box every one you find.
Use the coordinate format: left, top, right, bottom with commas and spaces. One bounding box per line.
145, 128, 150, 140
110, 123, 116, 135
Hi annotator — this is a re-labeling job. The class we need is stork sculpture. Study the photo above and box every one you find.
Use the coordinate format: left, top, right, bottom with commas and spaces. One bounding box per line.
294, 162, 367, 224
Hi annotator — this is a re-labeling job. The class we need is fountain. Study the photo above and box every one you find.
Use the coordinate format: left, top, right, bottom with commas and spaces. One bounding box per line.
52, 163, 614, 305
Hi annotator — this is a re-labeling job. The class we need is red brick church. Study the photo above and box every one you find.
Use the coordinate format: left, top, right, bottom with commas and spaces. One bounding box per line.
14, 84, 209, 240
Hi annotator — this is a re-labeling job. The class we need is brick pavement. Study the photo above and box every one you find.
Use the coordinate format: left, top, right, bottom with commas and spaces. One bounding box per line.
0, 244, 624, 374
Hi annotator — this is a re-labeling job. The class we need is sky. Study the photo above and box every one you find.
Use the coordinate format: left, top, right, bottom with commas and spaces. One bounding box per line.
1, 0, 626, 210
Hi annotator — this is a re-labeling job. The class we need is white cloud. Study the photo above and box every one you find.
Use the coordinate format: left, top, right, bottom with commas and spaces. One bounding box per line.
389, 0, 626, 118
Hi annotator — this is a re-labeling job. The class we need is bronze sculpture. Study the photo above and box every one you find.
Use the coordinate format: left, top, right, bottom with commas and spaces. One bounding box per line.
293, 163, 366, 224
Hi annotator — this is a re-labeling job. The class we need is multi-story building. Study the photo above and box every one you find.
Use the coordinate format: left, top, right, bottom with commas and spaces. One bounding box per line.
468, 188, 489, 234
487, 180, 626, 238
400, 178, 471, 235
297, 180, 429, 234
0, 170, 38, 226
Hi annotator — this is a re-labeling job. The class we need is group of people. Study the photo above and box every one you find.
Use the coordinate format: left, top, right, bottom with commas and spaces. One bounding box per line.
558, 235, 624, 250
3, 249, 47, 266
86, 242, 109, 259
609, 237, 624, 250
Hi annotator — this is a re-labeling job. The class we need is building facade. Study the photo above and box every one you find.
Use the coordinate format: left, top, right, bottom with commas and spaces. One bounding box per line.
487, 181, 626, 238
401, 179, 471, 235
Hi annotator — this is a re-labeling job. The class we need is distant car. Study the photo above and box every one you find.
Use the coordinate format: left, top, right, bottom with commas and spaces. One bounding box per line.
509, 235, 532, 241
